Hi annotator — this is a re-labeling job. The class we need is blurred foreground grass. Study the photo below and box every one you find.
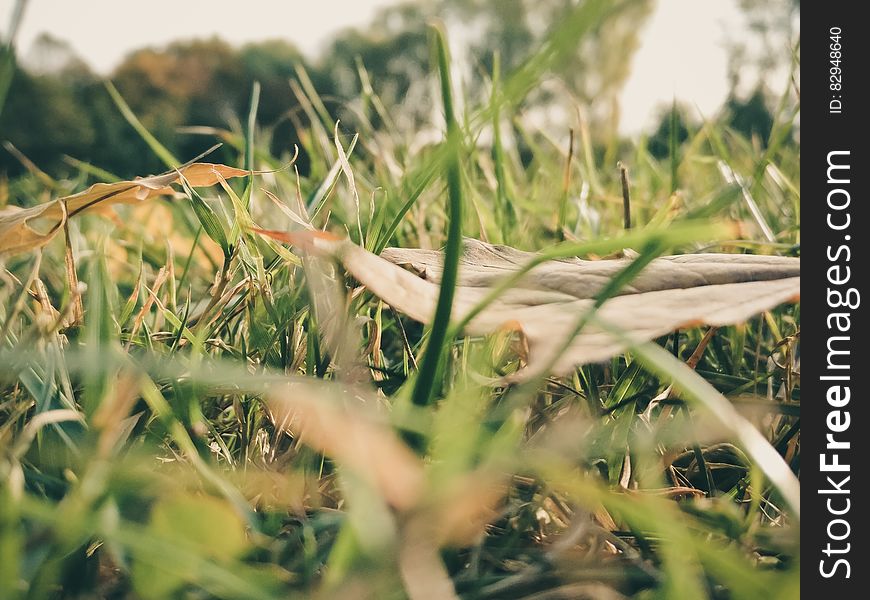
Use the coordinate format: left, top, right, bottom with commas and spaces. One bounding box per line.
0, 7, 799, 600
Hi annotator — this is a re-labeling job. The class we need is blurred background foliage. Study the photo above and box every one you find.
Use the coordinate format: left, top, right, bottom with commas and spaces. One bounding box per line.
1, 0, 797, 180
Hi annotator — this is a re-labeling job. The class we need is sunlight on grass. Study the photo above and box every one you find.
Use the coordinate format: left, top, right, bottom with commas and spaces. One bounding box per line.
0, 2, 799, 598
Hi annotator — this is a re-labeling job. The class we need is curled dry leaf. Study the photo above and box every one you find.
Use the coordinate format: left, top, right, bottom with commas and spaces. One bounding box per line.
0, 163, 248, 256
267, 381, 425, 510
257, 231, 799, 379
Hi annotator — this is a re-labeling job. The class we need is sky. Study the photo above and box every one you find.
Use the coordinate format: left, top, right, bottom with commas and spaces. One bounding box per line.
4, 0, 778, 133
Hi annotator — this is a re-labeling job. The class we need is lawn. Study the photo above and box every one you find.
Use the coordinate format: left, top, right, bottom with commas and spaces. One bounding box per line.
0, 9, 800, 600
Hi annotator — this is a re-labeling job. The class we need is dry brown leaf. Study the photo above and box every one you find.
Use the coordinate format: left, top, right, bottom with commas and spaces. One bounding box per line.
260, 232, 799, 379
399, 517, 462, 600
268, 381, 425, 510
427, 470, 507, 546
0, 163, 248, 256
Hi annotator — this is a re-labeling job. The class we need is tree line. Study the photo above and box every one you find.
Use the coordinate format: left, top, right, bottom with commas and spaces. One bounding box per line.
0, 0, 791, 180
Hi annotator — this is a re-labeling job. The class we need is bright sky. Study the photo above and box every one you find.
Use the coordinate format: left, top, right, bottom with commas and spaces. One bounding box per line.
620, 0, 745, 132
5, 0, 771, 133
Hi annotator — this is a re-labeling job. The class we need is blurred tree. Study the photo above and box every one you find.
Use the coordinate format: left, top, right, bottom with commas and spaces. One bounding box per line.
727, 0, 799, 92
112, 38, 248, 164
720, 0, 798, 147
0, 34, 96, 175
646, 104, 691, 161
20, 32, 88, 76
317, 0, 654, 129
724, 86, 775, 144
0, 0, 666, 177
239, 39, 304, 123
239, 40, 313, 160
315, 4, 432, 129
446, 0, 654, 108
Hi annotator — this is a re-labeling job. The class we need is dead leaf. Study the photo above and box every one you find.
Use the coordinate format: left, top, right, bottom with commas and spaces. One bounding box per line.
259, 233, 799, 379
268, 381, 425, 510
0, 163, 248, 256
427, 470, 507, 546
399, 517, 461, 600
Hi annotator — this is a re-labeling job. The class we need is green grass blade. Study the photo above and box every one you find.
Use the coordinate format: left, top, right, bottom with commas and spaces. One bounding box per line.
669, 98, 680, 194
601, 324, 801, 518
410, 25, 463, 409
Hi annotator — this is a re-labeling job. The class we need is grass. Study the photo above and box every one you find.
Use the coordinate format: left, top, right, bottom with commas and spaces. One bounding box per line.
410, 25, 463, 412
0, 8, 799, 600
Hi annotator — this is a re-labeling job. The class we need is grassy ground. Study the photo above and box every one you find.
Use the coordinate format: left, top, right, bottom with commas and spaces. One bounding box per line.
0, 15, 799, 600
